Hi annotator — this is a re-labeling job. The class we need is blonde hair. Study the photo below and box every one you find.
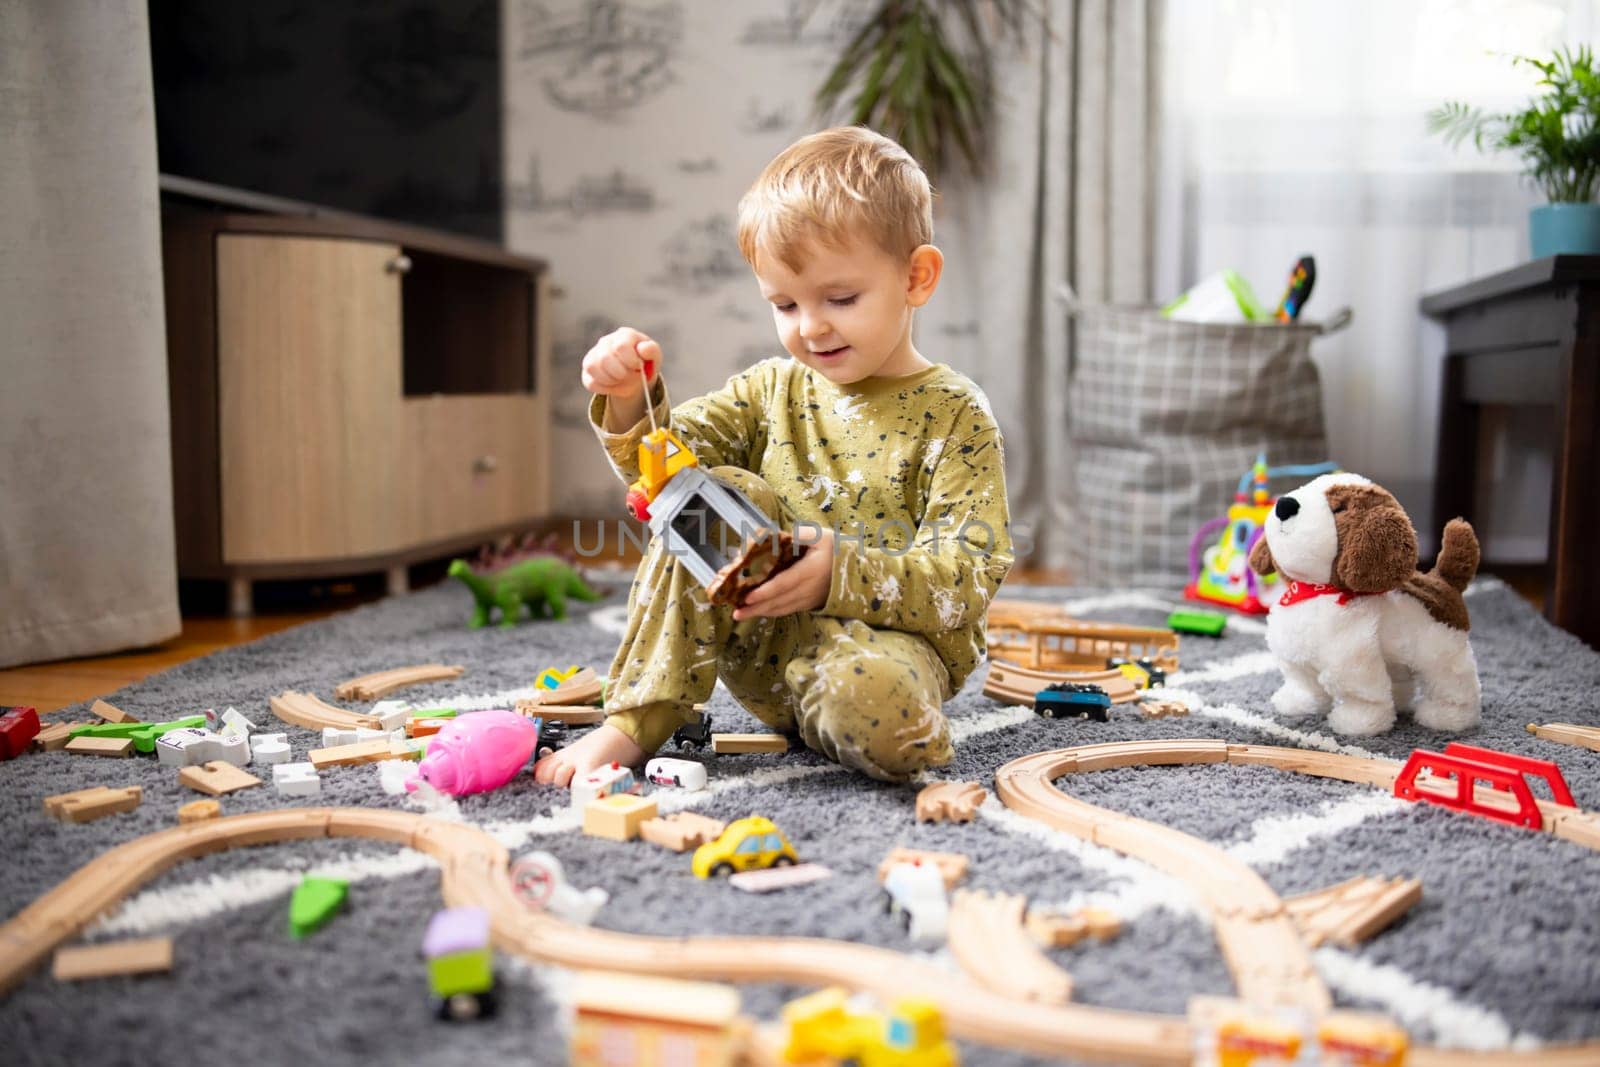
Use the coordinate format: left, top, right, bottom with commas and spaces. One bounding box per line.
737, 126, 934, 272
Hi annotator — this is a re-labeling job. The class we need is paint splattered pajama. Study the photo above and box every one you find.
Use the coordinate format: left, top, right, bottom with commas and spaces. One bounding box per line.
589, 358, 1013, 781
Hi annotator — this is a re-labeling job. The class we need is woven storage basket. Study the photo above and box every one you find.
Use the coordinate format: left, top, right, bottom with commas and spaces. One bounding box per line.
1062, 289, 1350, 587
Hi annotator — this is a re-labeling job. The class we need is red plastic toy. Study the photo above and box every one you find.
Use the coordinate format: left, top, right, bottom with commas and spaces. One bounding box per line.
1393, 742, 1576, 831
0, 706, 41, 760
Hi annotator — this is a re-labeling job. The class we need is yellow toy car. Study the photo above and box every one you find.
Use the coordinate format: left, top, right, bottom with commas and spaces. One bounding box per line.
691, 816, 797, 879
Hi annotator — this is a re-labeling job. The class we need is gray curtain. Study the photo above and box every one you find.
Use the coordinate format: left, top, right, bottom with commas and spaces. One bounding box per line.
920, 0, 1159, 571
0, 1, 180, 667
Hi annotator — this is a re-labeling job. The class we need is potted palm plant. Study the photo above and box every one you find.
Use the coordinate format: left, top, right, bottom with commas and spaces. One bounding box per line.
812, 0, 1034, 183
1429, 46, 1600, 258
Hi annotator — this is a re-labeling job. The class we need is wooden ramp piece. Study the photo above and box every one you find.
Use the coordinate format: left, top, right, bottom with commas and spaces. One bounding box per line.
53, 937, 173, 981
1284, 876, 1422, 947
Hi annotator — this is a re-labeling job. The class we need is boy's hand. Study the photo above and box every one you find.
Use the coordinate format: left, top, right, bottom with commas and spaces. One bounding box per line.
582, 327, 660, 400
532, 722, 646, 789
733, 527, 835, 621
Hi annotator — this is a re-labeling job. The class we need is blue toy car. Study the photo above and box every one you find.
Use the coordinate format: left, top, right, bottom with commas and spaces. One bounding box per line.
1034, 683, 1112, 721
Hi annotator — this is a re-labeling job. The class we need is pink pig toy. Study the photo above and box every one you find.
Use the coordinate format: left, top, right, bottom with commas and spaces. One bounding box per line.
407, 710, 541, 797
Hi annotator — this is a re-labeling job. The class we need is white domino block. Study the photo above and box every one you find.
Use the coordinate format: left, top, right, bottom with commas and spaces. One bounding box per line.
371, 700, 412, 732
220, 706, 258, 735
251, 732, 291, 765
273, 762, 321, 797
321, 726, 386, 749
156, 727, 221, 767
214, 731, 251, 767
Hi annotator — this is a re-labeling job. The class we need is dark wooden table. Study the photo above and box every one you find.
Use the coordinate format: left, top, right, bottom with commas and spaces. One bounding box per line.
1422, 256, 1600, 649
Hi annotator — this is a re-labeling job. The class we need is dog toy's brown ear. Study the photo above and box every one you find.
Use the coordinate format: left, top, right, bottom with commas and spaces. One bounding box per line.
1330, 484, 1418, 593
1248, 534, 1276, 576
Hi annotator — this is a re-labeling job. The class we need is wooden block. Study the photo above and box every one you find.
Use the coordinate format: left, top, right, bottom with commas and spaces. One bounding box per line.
877, 848, 969, 890
582, 793, 659, 841
64, 736, 133, 758
308, 738, 402, 769
90, 699, 140, 724
177, 799, 221, 824
916, 780, 987, 823
711, 733, 790, 754
514, 699, 606, 724
638, 812, 727, 852
42, 786, 142, 823
178, 760, 262, 796
53, 937, 173, 981
34, 722, 86, 751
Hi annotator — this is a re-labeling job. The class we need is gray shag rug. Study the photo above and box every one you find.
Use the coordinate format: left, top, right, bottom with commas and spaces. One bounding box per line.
2, 575, 1598, 1066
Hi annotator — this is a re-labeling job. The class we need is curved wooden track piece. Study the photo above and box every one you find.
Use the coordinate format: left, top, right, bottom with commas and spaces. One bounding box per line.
269, 691, 382, 732
949, 890, 1073, 1004
993, 738, 1600, 1064
4, 753, 1599, 1064
0, 807, 1187, 1065
333, 664, 465, 702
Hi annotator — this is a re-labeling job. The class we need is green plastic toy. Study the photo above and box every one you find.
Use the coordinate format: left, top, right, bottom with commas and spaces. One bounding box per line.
289, 876, 348, 939
69, 715, 208, 753
447, 557, 601, 628
1167, 608, 1228, 637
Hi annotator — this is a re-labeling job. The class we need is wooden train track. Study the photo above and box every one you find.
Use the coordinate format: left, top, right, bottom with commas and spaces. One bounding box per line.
948, 889, 1074, 1004
982, 661, 1140, 707
987, 598, 1180, 674
333, 664, 464, 702
268, 691, 383, 732
4, 747, 1600, 1063
993, 738, 1600, 1063
0, 807, 1189, 1065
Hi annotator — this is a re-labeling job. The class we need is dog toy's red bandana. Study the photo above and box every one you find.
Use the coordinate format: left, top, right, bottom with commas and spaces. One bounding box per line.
1277, 580, 1380, 608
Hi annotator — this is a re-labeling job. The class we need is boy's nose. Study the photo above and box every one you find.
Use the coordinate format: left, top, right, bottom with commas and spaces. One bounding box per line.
799, 313, 829, 340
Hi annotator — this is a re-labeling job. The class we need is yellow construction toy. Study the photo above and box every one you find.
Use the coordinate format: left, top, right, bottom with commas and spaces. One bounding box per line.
622, 424, 800, 606
782, 987, 958, 1066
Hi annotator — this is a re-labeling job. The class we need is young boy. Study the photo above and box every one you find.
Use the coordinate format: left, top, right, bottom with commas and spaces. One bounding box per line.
533, 126, 1012, 786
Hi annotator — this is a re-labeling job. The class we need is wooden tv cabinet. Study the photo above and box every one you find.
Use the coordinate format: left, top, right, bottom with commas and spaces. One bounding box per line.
161, 179, 550, 615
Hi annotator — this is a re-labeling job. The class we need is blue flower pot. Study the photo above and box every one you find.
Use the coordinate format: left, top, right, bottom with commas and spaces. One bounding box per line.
1530, 203, 1600, 257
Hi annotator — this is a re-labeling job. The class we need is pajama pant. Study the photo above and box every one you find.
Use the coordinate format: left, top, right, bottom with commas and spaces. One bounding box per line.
604, 467, 956, 782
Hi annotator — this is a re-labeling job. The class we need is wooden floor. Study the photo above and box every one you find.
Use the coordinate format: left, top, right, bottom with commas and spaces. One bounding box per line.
0, 561, 1537, 715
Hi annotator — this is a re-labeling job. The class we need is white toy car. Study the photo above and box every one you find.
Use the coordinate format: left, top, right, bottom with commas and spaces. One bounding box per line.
510, 850, 608, 926
568, 761, 637, 810
881, 861, 949, 947
643, 756, 708, 791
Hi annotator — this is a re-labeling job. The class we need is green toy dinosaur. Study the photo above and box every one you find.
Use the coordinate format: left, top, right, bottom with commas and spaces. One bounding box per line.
448, 557, 602, 628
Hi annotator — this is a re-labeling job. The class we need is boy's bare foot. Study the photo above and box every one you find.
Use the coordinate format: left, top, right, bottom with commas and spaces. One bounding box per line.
532, 723, 646, 788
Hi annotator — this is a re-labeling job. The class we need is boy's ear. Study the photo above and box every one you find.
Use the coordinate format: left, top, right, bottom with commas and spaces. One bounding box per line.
906, 244, 943, 307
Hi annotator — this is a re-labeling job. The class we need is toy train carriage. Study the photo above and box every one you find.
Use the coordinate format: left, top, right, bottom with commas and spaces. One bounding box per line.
1034, 683, 1112, 722
986, 600, 1179, 675
423, 907, 496, 1021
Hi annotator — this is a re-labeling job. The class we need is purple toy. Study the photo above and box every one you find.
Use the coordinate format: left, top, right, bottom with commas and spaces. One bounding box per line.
407, 710, 541, 797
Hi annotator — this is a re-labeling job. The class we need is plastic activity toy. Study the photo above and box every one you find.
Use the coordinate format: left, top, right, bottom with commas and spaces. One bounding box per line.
407, 710, 541, 797
1184, 455, 1339, 615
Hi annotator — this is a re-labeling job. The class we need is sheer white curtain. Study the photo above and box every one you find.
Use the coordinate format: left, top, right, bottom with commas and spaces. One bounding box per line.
1156, 0, 1599, 558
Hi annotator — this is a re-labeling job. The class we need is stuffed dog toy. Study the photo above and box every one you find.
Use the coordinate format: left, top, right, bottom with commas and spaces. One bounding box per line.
1247, 473, 1481, 736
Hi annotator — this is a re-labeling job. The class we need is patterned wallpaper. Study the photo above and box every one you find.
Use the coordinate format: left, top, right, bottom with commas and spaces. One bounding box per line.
504, 0, 894, 515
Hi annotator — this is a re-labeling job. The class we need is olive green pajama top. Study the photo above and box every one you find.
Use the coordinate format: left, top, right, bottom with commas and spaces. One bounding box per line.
588, 357, 1013, 776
